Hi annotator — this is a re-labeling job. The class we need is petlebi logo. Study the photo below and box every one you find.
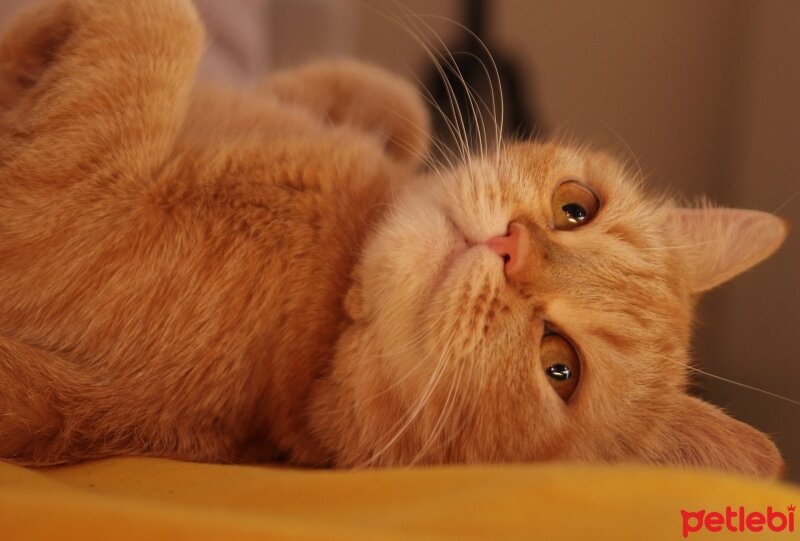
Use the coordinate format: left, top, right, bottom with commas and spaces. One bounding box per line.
681, 505, 796, 537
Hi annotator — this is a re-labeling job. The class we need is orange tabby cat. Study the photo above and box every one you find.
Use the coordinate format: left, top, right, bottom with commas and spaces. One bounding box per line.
0, 0, 788, 477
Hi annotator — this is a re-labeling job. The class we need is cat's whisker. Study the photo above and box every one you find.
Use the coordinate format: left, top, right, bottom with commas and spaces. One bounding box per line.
389, 57, 464, 163
346, 281, 460, 468
412, 294, 495, 463
444, 49, 496, 163
771, 187, 800, 214
359, 311, 462, 468
656, 354, 800, 407
369, 76, 463, 172
409, 348, 464, 465
317, 305, 456, 420
397, 6, 500, 172
386, 6, 473, 168
413, 278, 502, 463
637, 238, 752, 252
361, 1, 467, 165
367, 0, 494, 164
372, 2, 510, 182
597, 120, 647, 186
421, 14, 506, 162
407, 20, 477, 165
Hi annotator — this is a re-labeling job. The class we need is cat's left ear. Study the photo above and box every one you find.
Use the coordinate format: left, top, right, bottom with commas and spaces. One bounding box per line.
648, 395, 783, 478
662, 207, 788, 292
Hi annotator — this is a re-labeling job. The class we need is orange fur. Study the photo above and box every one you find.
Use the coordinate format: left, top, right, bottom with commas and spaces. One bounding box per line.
0, 0, 787, 478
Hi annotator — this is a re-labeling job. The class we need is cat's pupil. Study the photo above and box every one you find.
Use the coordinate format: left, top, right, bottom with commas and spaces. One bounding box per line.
562, 203, 587, 224
546, 363, 573, 381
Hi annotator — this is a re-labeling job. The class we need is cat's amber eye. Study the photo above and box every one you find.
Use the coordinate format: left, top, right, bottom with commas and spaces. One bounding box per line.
541, 332, 581, 401
551, 181, 600, 230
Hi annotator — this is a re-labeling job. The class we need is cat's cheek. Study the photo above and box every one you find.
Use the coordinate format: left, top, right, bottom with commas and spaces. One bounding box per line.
357, 193, 467, 339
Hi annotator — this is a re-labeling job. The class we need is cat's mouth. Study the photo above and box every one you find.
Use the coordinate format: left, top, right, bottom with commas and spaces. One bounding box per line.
434, 214, 507, 286
432, 216, 471, 290
445, 215, 472, 246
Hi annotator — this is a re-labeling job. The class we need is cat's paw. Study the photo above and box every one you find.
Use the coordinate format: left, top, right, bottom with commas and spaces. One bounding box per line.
0, 0, 202, 116
262, 60, 431, 168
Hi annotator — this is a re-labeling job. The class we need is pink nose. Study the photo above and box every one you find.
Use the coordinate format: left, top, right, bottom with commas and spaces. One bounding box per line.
486, 222, 527, 278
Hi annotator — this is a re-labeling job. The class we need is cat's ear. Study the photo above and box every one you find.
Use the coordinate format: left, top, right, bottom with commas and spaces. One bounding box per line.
662, 207, 788, 292
650, 395, 783, 478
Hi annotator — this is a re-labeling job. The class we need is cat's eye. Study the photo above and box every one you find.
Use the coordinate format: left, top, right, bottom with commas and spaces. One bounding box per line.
551, 181, 600, 230
541, 332, 581, 401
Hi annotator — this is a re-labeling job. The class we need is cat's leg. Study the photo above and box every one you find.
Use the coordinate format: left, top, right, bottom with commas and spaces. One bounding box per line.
0, 333, 241, 465
0, 334, 91, 465
0, 0, 203, 194
261, 60, 431, 168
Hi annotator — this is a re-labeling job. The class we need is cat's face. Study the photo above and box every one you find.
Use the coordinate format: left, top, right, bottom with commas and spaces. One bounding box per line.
314, 141, 786, 476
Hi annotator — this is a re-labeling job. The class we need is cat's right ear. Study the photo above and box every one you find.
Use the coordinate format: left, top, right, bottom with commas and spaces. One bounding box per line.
661, 207, 788, 293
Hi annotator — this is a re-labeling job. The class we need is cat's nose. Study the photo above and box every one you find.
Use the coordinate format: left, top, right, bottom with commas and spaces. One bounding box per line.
486, 222, 528, 278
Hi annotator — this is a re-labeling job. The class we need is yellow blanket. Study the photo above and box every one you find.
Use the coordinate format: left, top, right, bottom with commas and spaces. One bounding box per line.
1, 458, 798, 540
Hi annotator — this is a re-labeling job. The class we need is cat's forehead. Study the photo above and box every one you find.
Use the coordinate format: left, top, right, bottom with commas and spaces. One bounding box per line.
499, 142, 635, 193
480, 142, 657, 233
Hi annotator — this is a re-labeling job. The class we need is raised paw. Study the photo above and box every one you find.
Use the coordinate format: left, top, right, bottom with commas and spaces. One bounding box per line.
262, 60, 431, 168
0, 0, 203, 186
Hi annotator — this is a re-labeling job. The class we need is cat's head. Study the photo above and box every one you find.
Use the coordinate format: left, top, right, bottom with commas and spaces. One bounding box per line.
312, 141, 787, 477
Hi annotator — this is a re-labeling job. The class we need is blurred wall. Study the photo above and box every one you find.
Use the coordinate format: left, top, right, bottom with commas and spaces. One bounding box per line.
355, 0, 800, 478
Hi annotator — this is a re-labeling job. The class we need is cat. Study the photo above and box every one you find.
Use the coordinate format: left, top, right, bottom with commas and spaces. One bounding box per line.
0, 0, 788, 477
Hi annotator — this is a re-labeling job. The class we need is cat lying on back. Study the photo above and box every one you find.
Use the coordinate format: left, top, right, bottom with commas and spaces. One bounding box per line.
0, 0, 788, 477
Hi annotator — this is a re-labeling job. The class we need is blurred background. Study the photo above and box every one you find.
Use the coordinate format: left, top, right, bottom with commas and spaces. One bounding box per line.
1, 0, 797, 478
